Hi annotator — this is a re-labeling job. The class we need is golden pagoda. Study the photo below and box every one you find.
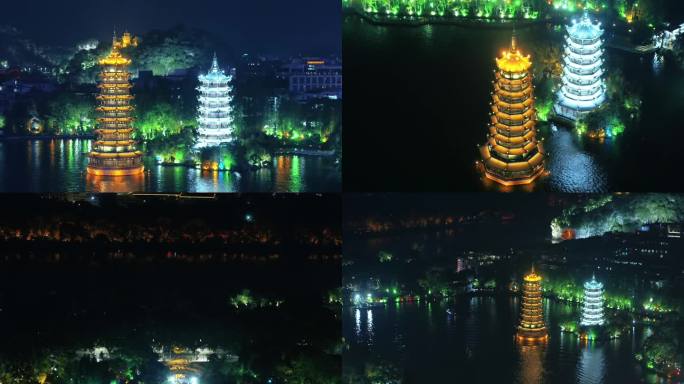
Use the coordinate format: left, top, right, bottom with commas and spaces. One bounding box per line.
87, 33, 144, 176
517, 266, 548, 342
480, 35, 545, 186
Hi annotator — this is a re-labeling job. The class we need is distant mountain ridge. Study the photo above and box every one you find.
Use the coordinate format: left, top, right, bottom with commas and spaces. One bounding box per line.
0, 24, 235, 85
63, 25, 235, 84
0, 25, 78, 68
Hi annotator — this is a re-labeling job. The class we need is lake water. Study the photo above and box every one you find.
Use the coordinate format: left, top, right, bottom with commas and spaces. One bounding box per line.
344, 297, 661, 383
343, 15, 684, 192
0, 138, 341, 192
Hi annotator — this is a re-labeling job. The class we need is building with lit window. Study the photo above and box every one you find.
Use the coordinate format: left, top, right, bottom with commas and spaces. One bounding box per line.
283, 57, 342, 101
517, 266, 548, 342
596, 224, 683, 283
480, 36, 545, 186
554, 12, 606, 121
87, 34, 144, 176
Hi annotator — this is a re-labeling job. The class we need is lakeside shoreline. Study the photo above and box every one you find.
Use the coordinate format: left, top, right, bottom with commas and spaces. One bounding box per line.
0, 134, 96, 141
345, 9, 652, 55
347, 291, 680, 380
344, 7, 544, 29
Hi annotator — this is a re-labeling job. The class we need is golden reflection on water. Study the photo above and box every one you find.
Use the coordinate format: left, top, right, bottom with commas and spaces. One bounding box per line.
517, 343, 546, 384
276, 155, 291, 190
86, 172, 145, 192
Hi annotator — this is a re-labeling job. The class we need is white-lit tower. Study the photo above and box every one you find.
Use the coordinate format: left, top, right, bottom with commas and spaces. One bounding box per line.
554, 12, 606, 121
580, 274, 605, 326
196, 53, 234, 148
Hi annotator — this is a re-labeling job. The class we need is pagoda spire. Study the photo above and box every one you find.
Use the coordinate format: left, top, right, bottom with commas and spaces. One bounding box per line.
210, 52, 220, 73
511, 30, 517, 51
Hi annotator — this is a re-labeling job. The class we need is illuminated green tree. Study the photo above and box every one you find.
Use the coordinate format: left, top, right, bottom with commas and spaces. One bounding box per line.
230, 289, 255, 309
45, 92, 96, 134
130, 27, 214, 76
643, 326, 680, 369
135, 102, 184, 141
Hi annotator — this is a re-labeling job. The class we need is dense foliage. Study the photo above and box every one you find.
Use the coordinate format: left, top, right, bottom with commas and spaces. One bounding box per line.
551, 194, 684, 239
63, 26, 225, 84
44, 92, 96, 134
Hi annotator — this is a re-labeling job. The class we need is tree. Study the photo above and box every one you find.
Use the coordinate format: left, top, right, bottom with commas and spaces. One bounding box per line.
136, 102, 184, 141
363, 360, 401, 384
45, 92, 96, 134
129, 26, 217, 76
418, 269, 450, 296
531, 41, 563, 80
275, 353, 340, 384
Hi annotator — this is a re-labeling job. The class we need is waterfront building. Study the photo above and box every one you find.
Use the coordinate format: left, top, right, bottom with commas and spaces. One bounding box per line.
554, 12, 606, 121
87, 33, 144, 176
155, 345, 236, 384
580, 274, 605, 326
282, 57, 342, 101
479, 36, 545, 186
600, 223, 682, 281
517, 266, 548, 341
196, 54, 234, 148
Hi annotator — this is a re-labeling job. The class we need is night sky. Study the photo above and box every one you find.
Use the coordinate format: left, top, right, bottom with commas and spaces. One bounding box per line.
4, 0, 340, 55
344, 193, 572, 220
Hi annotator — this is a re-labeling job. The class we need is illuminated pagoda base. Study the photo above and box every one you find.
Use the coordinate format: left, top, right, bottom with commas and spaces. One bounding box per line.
517, 266, 548, 343
554, 12, 606, 122
195, 54, 234, 149
480, 35, 545, 186
196, 145, 236, 172
87, 33, 144, 177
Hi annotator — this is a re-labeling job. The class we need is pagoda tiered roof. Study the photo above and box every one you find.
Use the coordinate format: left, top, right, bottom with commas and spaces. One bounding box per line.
517, 266, 548, 342
480, 36, 546, 187
87, 33, 143, 177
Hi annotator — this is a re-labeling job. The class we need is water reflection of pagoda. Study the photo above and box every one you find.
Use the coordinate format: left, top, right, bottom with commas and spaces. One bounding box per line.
87, 33, 144, 176
479, 35, 545, 186
517, 266, 548, 342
